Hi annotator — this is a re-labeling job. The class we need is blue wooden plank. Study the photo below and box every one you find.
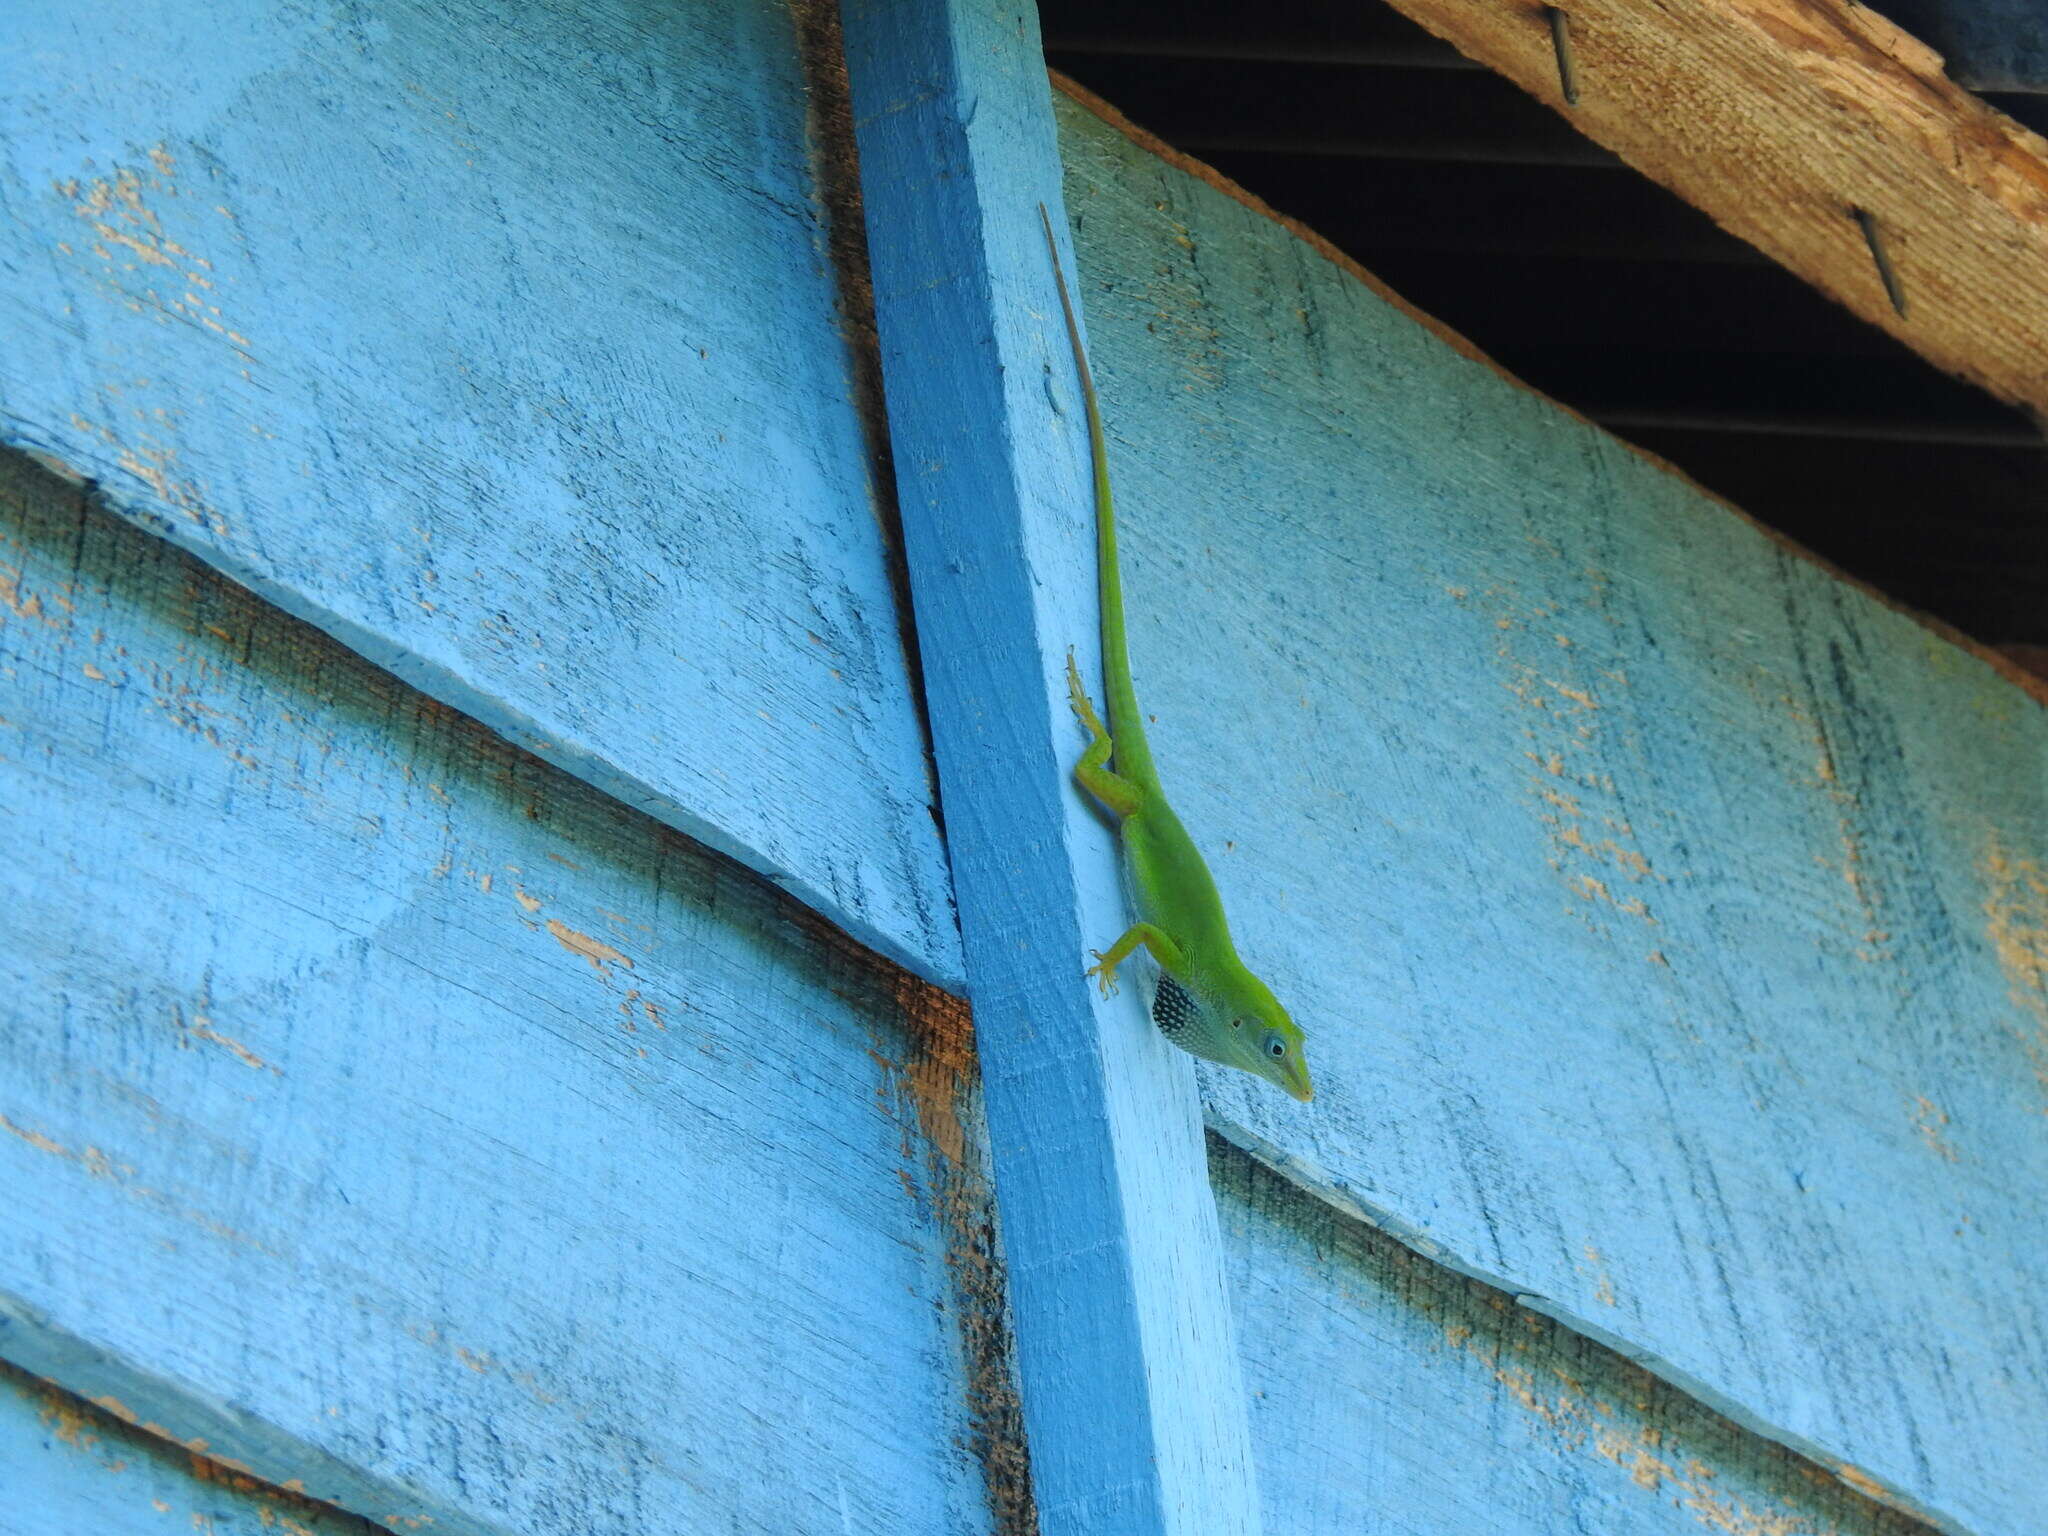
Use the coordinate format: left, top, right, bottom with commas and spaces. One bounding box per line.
1210, 1139, 1934, 1536
0, 0, 959, 986
1049, 84, 2048, 1536
0, 1360, 382, 1536
840, 6, 1264, 1534
0, 450, 1013, 1536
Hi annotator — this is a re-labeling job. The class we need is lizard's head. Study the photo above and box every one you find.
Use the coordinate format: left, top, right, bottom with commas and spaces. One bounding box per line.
1153, 969, 1313, 1102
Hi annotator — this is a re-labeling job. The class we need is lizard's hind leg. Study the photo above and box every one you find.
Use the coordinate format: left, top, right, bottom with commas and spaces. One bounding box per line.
1065, 649, 1144, 818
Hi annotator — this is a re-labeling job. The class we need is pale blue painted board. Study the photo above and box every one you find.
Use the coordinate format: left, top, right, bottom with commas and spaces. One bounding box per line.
842, 5, 1261, 1534
1210, 1138, 1935, 1536
0, 1361, 382, 1536
1051, 89, 2048, 1536
0, 0, 959, 986
0, 450, 1007, 1536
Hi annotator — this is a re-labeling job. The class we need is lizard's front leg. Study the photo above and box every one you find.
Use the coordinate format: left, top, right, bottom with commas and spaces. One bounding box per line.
1086, 922, 1188, 997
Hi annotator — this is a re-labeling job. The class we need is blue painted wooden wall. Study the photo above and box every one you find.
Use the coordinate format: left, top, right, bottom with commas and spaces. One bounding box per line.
0, 0, 1016, 1530
5, 0, 2044, 1534
0, 0, 958, 985
1047, 81, 2048, 1536
1211, 1137, 1933, 1536
0, 450, 1016, 1534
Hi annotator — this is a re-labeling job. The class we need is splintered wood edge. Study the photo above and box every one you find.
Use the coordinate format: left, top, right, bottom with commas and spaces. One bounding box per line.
1374, 0, 2048, 419
1049, 69, 2048, 711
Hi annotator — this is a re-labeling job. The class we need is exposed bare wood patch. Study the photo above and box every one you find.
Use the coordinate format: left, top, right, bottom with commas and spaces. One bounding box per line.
1363, 0, 2048, 417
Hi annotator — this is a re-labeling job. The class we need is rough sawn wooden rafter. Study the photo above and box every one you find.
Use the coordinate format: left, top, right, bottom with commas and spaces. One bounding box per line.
1373, 0, 2048, 420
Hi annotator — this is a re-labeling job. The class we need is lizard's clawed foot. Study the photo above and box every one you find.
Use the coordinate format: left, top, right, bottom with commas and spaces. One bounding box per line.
1085, 950, 1122, 997
1065, 649, 1107, 738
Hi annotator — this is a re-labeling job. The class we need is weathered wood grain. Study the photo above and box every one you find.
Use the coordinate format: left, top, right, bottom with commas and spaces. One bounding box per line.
1052, 88, 2048, 1536
0, 450, 1014, 1536
1361, 0, 2048, 416
1880, 0, 2048, 90
0, 0, 958, 985
1210, 1137, 1939, 1536
0, 1360, 385, 1536
840, 4, 1264, 1533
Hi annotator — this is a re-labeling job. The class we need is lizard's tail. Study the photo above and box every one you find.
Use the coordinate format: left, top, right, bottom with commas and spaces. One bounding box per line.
1040, 204, 1155, 785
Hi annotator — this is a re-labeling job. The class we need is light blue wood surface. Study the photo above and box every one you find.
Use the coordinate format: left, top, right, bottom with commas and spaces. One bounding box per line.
0, 0, 959, 985
1051, 87, 2048, 1536
0, 1361, 381, 1536
0, 451, 1011, 1536
842, 6, 1264, 1534
1211, 1138, 1933, 1536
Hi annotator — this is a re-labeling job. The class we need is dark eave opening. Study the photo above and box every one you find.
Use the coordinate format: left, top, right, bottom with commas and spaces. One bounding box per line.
1042, 0, 2048, 657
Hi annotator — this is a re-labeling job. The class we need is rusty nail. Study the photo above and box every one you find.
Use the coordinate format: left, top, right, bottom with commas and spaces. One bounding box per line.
1546, 8, 1580, 106
1853, 207, 1908, 318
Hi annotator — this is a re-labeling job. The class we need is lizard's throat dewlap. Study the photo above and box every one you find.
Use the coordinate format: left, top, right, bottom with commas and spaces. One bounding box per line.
1153, 973, 1199, 1040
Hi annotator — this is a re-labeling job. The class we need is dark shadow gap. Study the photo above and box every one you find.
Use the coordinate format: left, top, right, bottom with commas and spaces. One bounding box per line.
1041, 0, 2048, 660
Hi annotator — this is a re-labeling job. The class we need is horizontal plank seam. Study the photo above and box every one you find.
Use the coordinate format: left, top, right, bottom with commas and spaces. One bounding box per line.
4, 433, 967, 992
0, 1287, 505, 1536
1204, 1112, 1974, 1536
0, 1355, 399, 1536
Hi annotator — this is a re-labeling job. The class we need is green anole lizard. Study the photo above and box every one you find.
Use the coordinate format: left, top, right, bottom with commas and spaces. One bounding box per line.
1041, 205, 1314, 1103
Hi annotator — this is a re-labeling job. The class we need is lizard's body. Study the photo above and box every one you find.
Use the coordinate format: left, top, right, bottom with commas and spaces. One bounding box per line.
1041, 206, 1312, 1103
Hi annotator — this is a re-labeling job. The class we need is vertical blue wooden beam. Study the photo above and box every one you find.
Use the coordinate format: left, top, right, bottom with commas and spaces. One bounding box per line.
840, 5, 1264, 1534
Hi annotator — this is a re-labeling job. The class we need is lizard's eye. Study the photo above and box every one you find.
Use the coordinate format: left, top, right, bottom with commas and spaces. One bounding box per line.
1265, 1036, 1287, 1058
